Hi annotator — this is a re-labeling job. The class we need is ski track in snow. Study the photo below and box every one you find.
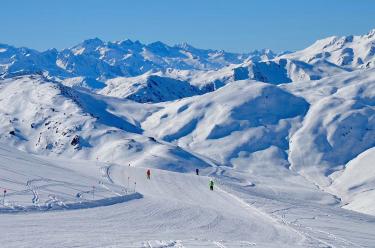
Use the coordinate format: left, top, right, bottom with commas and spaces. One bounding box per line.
139, 239, 258, 248
0, 145, 374, 247
213, 241, 226, 248
106, 165, 336, 247
210, 169, 370, 248
1, 29, 375, 248
215, 182, 329, 247
0, 154, 140, 213
210, 173, 368, 248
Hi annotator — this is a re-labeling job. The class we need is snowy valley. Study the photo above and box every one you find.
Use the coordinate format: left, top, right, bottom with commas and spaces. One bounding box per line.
0, 29, 374, 247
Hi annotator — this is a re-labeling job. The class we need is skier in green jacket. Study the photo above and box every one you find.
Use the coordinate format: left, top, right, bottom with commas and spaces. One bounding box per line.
209, 179, 214, 191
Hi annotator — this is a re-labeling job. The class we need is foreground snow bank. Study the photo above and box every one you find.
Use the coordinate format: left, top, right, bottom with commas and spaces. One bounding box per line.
0, 144, 141, 212
0, 193, 142, 213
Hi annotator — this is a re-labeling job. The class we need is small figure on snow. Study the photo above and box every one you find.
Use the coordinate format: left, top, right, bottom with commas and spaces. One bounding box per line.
209, 179, 214, 191
196, 168, 199, 176
147, 169, 151, 179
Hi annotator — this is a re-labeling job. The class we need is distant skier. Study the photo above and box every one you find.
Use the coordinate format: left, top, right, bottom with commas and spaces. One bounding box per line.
196, 168, 199, 176
146, 169, 151, 179
209, 179, 214, 191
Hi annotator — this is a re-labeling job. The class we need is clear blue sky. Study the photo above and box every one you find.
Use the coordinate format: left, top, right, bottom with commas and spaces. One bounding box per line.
1, 0, 375, 53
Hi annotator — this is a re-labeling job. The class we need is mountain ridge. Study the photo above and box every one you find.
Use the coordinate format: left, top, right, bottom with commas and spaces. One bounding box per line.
1, 29, 374, 104
0, 39, 275, 79
0, 29, 375, 217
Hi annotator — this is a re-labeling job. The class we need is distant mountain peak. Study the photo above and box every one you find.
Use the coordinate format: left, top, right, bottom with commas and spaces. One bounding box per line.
117, 39, 134, 46
3, 28, 375, 84
81, 37, 104, 46
148, 40, 167, 47
367, 28, 375, 38
174, 42, 195, 50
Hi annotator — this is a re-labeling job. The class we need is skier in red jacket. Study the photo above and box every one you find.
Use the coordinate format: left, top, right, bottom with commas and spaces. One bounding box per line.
147, 169, 151, 179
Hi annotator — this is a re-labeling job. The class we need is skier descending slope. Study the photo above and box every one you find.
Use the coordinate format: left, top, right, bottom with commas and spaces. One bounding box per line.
196, 168, 199, 175
209, 179, 214, 191
146, 169, 151, 180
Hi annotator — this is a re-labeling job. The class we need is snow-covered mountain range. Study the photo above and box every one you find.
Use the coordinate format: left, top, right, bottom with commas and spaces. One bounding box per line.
0, 29, 375, 247
2, 29, 375, 103
0, 38, 275, 79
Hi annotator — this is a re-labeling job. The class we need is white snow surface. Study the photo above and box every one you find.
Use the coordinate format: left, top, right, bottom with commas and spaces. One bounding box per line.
281, 29, 375, 69
329, 147, 375, 215
1, 144, 375, 247
0, 29, 375, 247
284, 68, 375, 188
1, 29, 375, 103
0, 75, 213, 173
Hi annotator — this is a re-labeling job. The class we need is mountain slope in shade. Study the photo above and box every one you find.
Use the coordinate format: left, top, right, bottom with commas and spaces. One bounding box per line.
239, 58, 349, 84
101, 74, 204, 103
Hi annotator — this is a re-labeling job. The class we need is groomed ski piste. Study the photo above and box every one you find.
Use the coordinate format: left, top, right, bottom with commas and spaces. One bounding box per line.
1, 144, 375, 248
0, 28, 375, 247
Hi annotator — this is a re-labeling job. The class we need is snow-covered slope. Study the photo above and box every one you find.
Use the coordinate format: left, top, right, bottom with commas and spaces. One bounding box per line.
2, 68, 374, 216
223, 29, 375, 85
240, 58, 349, 84
138, 68, 375, 215
2, 29, 375, 104
96, 64, 246, 102
0, 39, 275, 80
0, 39, 282, 103
0, 29, 375, 247
1, 143, 375, 247
101, 74, 203, 103
0, 44, 65, 77
0, 144, 140, 212
282, 29, 375, 69
329, 147, 375, 215
0, 75, 214, 172
142, 80, 309, 168
285, 68, 375, 188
